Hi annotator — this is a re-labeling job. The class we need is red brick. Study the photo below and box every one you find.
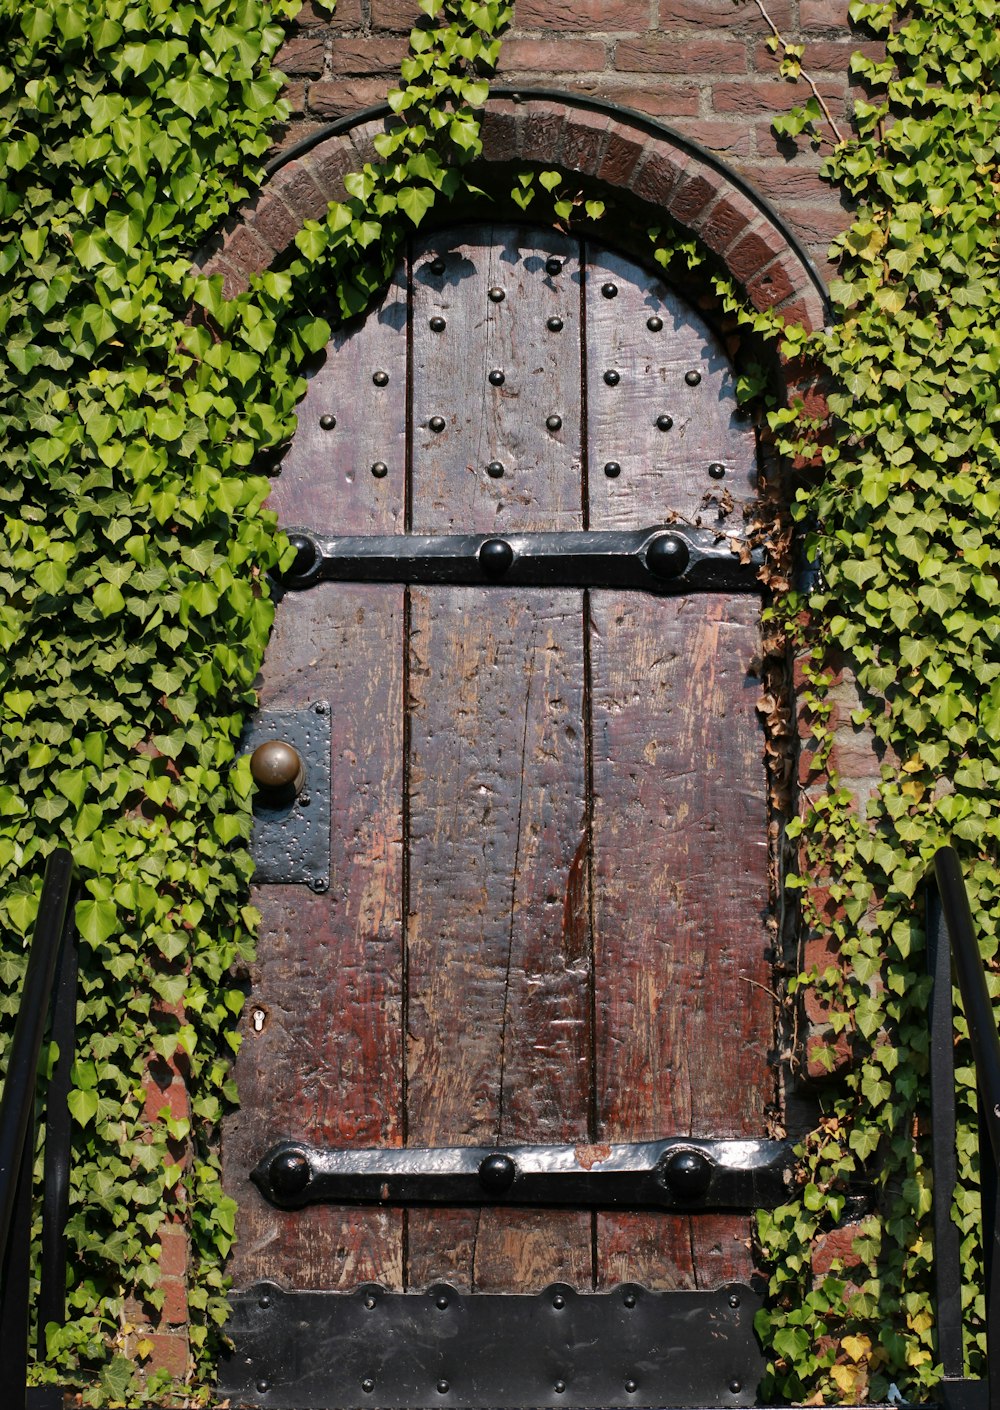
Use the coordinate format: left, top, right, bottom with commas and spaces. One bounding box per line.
812, 1224, 863, 1276
669, 118, 752, 158
273, 158, 329, 223
281, 80, 307, 116
328, 37, 409, 75
160, 1277, 187, 1326
741, 162, 835, 203
515, 0, 653, 30
667, 169, 719, 224
800, 0, 851, 30
275, 34, 326, 75
658, 0, 793, 27
145, 1333, 188, 1380
243, 191, 300, 255
499, 37, 607, 72
349, 117, 393, 167
597, 82, 700, 118
690, 190, 757, 257
519, 101, 568, 165
597, 120, 647, 186
615, 36, 746, 72
198, 256, 247, 300
221, 222, 273, 279
158, 1226, 188, 1280
309, 78, 397, 118
772, 295, 819, 335
371, 0, 418, 29
144, 1077, 189, 1126
727, 220, 789, 281
753, 38, 883, 72
298, 0, 363, 24
784, 203, 853, 246
561, 108, 610, 174
479, 99, 522, 162
305, 136, 357, 200
630, 145, 688, 207
268, 120, 327, 160
713, 77, 845, 115
746, 257, 796, 311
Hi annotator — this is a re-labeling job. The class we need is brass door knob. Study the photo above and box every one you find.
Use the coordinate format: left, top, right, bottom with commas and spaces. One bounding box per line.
250, 739, 305, 803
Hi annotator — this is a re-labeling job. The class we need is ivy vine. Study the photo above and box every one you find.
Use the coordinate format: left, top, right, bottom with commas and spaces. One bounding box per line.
0, 0, 510, 1401
749, 0, 1000, 1401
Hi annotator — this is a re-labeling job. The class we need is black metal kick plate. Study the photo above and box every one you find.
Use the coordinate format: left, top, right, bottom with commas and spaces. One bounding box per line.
241, 704, 331, 890
220, 1281, 764, 1408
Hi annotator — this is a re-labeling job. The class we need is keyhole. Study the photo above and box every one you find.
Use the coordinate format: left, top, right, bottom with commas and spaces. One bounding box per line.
252, 1007, 267, 1033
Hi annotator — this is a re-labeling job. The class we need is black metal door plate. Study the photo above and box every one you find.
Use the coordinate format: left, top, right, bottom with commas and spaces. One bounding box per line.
241, 704, 331, 890
251, 1137, 792, 1211
220, 1281, 764, 1408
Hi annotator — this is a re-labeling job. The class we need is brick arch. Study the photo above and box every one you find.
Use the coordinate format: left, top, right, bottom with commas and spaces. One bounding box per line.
203, 91, 830, 341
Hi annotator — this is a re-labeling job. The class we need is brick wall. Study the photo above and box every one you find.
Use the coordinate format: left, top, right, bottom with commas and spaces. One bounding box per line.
274, 0, 871, 276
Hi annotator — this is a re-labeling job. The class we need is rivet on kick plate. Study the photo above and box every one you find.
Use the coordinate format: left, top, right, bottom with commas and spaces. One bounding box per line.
685, 369, 702, 386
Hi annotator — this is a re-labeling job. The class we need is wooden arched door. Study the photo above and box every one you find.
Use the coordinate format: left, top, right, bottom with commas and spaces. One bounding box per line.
221, 224, 782, 1409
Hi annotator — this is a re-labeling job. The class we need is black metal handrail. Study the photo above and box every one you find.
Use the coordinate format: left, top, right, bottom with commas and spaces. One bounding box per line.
929, 844, 1000, 1409
0, 849, 78, 1410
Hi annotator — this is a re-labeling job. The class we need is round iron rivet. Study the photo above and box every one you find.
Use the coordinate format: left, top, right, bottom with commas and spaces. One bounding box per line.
258, 1294, 272, 1310
554, 1382, 567, 1395
546, 414, 562, 431
546, 257, 563, 275
429, 416, 446, 433
552, 1294, 565, 1310
314, 701, 328, 714
269, 1149, 310, 1197
362, 1379, 375, 1394
430, 257, 446, 275
623, 1291, 636, 1308
284, 532, 319, 580
547, 315, 564, 332
656, 414, 674, 432
437, 1381, 450, 1395
646, 534, 690, 583
297, 792, 311, 808
430, 316, 446, 332
319, 413, 336, 430
661, 1147, 712, 1197
373, 370, 389, 387
257, 1380, 271, 1394
268, 462, 282, 476
436, 1294, 449, 1309
364, 1295, 377, 1310
312, 876, 328, 892
478, 1150, 517, 1190
371, 461, 388, 479
647, 315, 663, 332
602, 282, 618, 299
685, 369, 702, 386
729, 1379, 743, 1394
728, 1293, 741, 1309
604, 369, 620, 386
488, 286, 505, 302
604, 461, 621, 479
488, 369, 505, 386
709, 462, 726, 480
625, 1380, 638, 1395
486, 460, 504, 479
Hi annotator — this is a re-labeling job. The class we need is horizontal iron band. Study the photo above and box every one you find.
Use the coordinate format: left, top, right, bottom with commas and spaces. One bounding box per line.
251, 1137, 792, 1211
221, 1280, 764, 1408
277, 526, 763, 594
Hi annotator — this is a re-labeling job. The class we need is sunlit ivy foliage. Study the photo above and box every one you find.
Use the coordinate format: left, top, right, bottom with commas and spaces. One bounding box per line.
753, 0, 1000, 1401
0, 0, 510, 1400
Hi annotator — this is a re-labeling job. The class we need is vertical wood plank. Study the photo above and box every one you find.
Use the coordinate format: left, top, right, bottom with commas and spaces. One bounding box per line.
226, 273, 408, 1289
406, 227, 592, 1292
585, 243, 771, 1292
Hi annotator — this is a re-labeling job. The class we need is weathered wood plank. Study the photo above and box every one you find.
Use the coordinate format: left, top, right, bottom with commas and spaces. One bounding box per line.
585, 244, 769, 1292
410, 226, 583, 535
404, 588, 593, 1291
227, 269, 409, 1289
584, 244, 756, 531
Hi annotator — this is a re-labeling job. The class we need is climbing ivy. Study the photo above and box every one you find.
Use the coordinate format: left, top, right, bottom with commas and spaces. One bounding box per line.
0, 0, 510, 1401
749, 0, 1000, 1402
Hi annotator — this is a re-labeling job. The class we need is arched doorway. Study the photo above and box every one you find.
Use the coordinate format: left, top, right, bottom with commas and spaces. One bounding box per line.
220, 222, 787, 1407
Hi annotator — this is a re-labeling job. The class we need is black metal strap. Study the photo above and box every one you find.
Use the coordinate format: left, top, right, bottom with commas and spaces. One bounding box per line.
251, 1137, 792, 1211
276, 526, 763, 594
